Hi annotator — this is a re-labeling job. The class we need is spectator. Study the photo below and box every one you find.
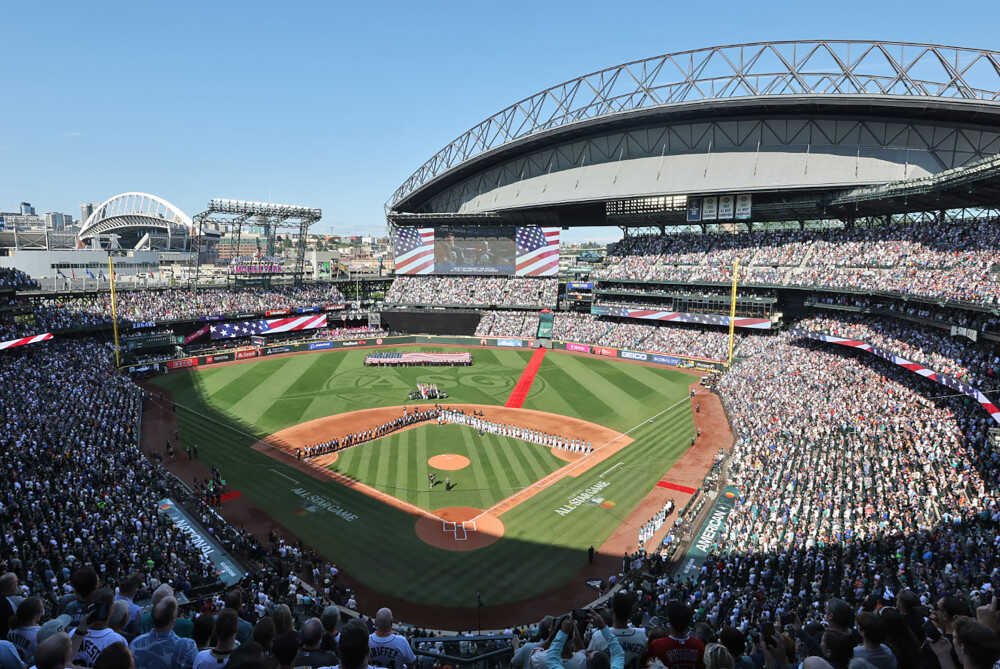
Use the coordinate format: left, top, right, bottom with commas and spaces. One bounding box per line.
107, 603, 132, 644
337, 619, 373, 669
73, 589, 128, 668
94, 642, 134, 669
7, 596, 43, 665
587, 593, 646, 669
115, 576, 143, 640
646, 601, 704, 668
129, 596, 197, 669
294, 618, 338, 668
319, 606, 340, 654
0, 574, 20, 639
852, 613, 896, 669
191, 614, 216, 652
368, 609, 415, 669
512, 616, 553, 669
33, 632, 73, 669
272, 632, 299, 669
193, 608, 238, 669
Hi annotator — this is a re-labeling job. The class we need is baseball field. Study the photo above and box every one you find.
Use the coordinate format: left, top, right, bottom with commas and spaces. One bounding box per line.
149, 346, 696, 619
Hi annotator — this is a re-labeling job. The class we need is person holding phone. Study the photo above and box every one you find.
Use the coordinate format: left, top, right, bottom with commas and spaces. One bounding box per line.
70, 589, 128, 668
544, 610, 622, 669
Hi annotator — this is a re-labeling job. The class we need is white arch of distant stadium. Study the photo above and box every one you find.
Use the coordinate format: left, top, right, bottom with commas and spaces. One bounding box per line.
78, 192, 193, 241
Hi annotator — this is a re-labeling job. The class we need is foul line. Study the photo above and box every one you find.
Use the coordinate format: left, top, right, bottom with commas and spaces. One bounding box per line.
601, 462, 624, 477
471, 395, 691, 522
270, 468, 299, 483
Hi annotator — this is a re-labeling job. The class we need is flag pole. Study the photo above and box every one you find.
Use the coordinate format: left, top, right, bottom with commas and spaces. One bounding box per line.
108, 255, 121, 367
727, 259, 739, 367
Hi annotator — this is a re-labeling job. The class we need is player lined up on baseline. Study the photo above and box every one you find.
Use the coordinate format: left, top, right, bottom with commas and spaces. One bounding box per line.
436, 408, 593, 454
296, 407, 439, 459
637, 498, 675, 546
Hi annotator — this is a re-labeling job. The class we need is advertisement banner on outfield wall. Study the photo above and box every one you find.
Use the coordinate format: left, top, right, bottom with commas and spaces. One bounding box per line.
324, 304, 346, 311
565, 342, 591, 353
264, 346, 292, 355
202, 315, 224, 322
295, 306, 319, 313
595, 346, 617, 357
265, 309, 290, 316
621, 351, 648, 361
309, 342, 334, 350
497, 339, 523, 347
236, 350, 258, 360
167, 358, 198, 370
157, 499, 245, 586
652, 354, 681, 366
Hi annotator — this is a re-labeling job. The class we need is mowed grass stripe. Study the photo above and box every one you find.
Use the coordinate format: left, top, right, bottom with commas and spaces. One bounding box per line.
492, 434, 533, 488
519, 443, 557, 481
414, 428, 430, 509
528, 361, 618, 423
459, 428, 493, 509
558, 354, 659, 401
478, 433, 517, 496
207, 361, 281, 409
253, 353, 349, 432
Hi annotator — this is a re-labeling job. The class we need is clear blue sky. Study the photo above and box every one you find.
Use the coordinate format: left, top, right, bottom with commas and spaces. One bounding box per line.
1, 0, 996, 243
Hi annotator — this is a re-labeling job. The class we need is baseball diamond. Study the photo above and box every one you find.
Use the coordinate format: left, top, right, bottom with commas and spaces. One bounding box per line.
148, 346, 699, 619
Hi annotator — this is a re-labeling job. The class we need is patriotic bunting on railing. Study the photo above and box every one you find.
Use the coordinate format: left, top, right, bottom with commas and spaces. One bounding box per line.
0, 332, 54, 352
791, 329, 1000, 425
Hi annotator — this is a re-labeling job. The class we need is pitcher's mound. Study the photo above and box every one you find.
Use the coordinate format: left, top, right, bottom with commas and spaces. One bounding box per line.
427, 454, 470, 470
415, 507, 504, 552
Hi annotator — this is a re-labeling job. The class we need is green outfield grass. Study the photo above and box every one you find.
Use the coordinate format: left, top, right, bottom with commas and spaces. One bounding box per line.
331, 424, 567, 511
150, 347, 695, 609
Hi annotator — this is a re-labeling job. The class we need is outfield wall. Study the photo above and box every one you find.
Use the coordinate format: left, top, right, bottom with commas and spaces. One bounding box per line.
139, 335, 727, 376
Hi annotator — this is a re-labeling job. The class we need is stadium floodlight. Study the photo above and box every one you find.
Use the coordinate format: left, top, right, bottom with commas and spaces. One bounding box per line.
207, 199, 322, 220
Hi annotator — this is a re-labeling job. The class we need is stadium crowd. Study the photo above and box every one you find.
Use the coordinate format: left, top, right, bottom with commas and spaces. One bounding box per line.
0, 284, 350, 338
0, 337, 450, 669
603, 331, 1000, 668
385, 276, 558, 307
552, 313, 742, 360
592, 219, 1000, 305
474, 310, 541, 338
797, 313, 1000, 390
0, 268, 38, 291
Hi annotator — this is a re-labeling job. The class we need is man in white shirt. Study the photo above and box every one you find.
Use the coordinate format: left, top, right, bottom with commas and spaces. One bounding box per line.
70, 589, 128, 668
367, 609, 415, 669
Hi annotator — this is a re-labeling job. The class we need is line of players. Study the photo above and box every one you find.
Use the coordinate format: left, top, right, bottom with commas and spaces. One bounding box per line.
637, 498, 675, 546
295, 407, 439, 459
437, 408, 594, 454
296, 405, 595, 461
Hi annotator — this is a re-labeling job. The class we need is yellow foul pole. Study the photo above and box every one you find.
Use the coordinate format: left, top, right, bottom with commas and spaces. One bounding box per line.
727, 259, 739, 367
108, 256, 121, 367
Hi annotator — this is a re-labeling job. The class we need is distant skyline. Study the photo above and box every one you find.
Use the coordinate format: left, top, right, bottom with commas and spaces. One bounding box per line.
2, 0, 998, 244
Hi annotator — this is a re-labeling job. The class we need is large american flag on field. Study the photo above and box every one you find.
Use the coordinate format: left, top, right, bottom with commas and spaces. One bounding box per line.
393, 227, 435, 274
365, 352, 471, 364
515, 226, 560, 276
210, 314, 327, 340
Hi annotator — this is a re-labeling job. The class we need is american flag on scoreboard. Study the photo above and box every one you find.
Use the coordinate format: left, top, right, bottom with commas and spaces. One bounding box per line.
210, 314, 327, 340
393, 227, 435, 274
515, 226, 560, 276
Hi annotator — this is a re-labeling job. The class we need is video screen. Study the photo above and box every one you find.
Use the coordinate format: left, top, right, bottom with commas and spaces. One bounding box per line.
434, 225, 516, 275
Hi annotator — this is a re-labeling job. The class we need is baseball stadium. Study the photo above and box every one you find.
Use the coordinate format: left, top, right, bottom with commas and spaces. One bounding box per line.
3, 39, 1000, 668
